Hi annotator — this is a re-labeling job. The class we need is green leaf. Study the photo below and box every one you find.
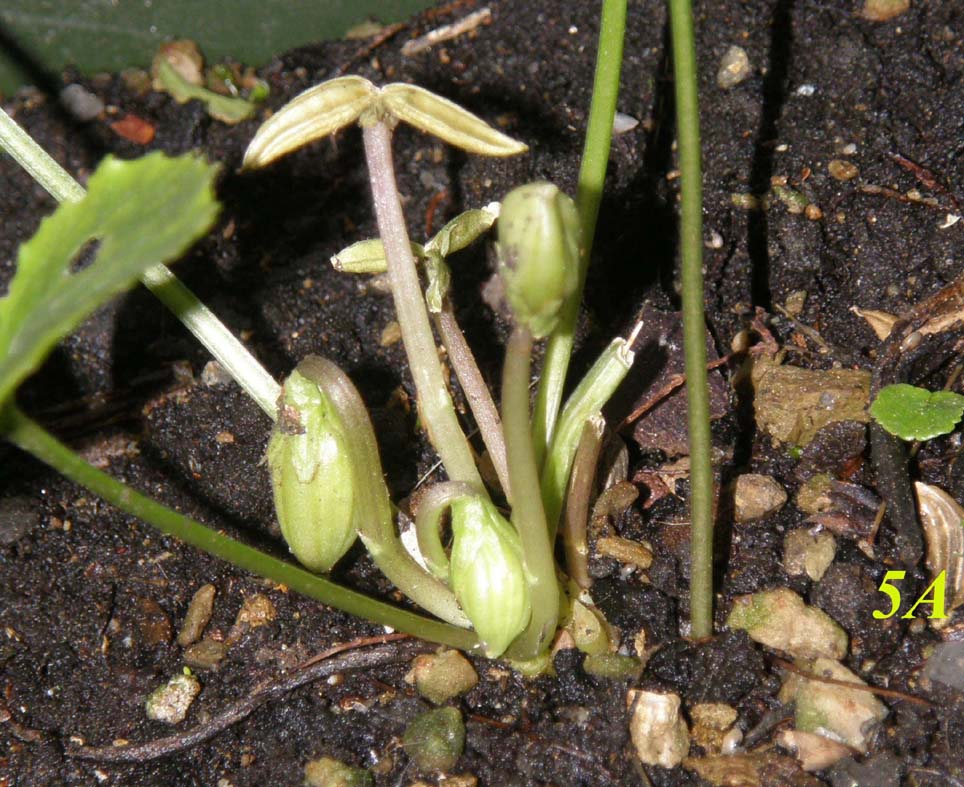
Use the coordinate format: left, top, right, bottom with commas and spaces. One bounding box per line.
156, 59, 258, 124
870, 383, 964, 441
0, 151, 219, 407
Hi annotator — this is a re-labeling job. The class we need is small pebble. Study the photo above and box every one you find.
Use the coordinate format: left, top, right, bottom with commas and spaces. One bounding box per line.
805, 203, 823, 220
403, 707, 465, 773
717, 46, 751, 89
137, 597, 173, 646
784, 528, 837, 581
380, 320, 402, 347
406, 649, 478, 705
733, 474, 787, 523
796, 84, 817, 96
60, 84, 104, 121
0, 497, 41, 545
183, 638, 228, 670
784, 290, 807, 317
304, 756, 373, 787
860, 0, 909, 21
145, 672, 200, 724
828, 159, 859, 181
177, 584, 216, 646
200, 360, 234, 387
234, 593, 276, 630
612, 112, 640, 135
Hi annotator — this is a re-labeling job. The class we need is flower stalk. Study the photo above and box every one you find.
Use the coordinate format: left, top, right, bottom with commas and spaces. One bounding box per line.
361, 120, 483, 491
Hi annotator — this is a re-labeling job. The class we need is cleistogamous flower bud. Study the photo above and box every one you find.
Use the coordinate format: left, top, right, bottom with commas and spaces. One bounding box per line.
448, 497, 531, 657
496, 182, 580, 338
267, 359, 356, 573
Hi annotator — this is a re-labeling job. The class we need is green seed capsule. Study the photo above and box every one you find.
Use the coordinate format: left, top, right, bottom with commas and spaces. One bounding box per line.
448, 497, 531, 658
267, 359, 356, 573
497, 182, 580, 338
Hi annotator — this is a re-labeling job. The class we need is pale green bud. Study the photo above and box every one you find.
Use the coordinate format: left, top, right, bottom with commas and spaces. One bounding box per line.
448, 497, 531, 657
267, 360, 356, 573
497, 182, 580, 338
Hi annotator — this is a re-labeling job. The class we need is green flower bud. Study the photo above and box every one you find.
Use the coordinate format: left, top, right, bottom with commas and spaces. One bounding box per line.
267, 359, 356, 573
448, 497, 531, 657
497, 182, 580, 338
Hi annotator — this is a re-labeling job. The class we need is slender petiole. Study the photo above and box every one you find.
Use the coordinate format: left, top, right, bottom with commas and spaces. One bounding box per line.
433, 306, 511, 497
563, 415, 606, 589
533, 0, 627, 466
0, 107, 281, 420
0, 404, 478, 650
360, 120, 483, 490
501, 326, 559, 658
669, 0, 713, 638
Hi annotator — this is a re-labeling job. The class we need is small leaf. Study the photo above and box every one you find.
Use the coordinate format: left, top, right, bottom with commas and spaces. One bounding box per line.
0, 152, 219, 407
242, 75, 377, 169
380, 83, 527, 157
869, 383, 964, 441
156, 59, 257, 124
331, 238, 425, 274
424, 206, 498, 258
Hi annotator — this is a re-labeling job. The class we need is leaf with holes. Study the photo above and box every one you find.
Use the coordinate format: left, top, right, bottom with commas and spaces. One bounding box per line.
0, 151, 219, 408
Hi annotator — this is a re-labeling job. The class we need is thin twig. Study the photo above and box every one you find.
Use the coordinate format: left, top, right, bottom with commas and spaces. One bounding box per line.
401, 7, 492, 56
66, 635, 427, 763
772, 657, 933, 708
620, 354, 730, 429
891, 152, 962, 213
337, 24, 407, 75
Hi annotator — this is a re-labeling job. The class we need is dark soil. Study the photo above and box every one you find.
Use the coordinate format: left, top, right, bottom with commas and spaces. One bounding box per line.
2, 0, 963, 785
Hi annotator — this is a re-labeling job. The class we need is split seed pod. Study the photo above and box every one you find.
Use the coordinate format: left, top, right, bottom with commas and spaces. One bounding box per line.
448, 496, 531, 657
497, 182, 580, 338
267, 357, 357, 573
914, 482, 964, 620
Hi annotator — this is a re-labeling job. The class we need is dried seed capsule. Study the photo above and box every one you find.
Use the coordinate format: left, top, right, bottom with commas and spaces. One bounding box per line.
497, 182, 580, 338
267, 358, 356, 573
448, 496, 531, 657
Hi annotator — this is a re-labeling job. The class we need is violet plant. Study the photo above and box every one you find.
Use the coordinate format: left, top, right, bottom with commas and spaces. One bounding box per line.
0, 0, 727, 666
242, 75, 638, 661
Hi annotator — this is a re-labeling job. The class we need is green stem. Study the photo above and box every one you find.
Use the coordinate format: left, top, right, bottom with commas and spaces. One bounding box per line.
541, 337, 634, 538
414, 480, 478, 580
361, 121, 482, 490
309, 358, 469, 628
0, 404, 478, 651
668, 0, 713, 638
502, 327, 559, 658
532, 0, 627, 466
0, 106, 280, 421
